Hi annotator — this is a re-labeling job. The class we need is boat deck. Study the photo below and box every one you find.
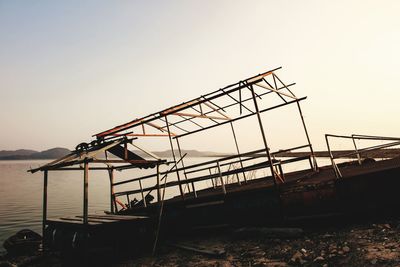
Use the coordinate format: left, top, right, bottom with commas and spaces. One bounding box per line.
162, 156, 400, 204
46, 214, 149, 228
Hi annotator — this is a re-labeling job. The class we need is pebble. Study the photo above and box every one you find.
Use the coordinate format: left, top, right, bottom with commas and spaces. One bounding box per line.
290, 251, 303, 263
313, 256, 324, 262
342, 246, 350, 253
371, 259, 378, 265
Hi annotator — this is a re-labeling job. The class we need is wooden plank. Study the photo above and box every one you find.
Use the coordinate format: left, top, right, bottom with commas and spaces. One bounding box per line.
170, 242, 226, 257
60, 216, 122, 224
186, 200, 224, 209
47, 218, 100, 226
76, 214, 148, 221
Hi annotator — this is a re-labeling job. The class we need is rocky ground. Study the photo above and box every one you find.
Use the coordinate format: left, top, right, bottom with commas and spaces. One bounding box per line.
117, 218, 400, 267
1, 218, 400, 266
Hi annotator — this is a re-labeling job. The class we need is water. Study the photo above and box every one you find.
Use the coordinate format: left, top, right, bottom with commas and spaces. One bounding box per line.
0, 160, 112, 252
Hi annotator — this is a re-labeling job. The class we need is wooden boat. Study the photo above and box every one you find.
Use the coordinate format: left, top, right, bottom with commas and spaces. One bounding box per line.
29, 67, 400, 251
3, 229, 42, 255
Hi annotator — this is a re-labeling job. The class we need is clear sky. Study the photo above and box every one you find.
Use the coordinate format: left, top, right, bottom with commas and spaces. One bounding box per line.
1, 1, 400, 152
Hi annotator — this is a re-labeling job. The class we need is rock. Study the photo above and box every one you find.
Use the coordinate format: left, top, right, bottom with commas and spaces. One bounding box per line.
313, 256, 324, 262
322, 264, 328, 267
371, 259, 377, 265
290, 251, 303, 263
300, 248, 307, 254
342, 246, 350, 253
323, 233, 334, 238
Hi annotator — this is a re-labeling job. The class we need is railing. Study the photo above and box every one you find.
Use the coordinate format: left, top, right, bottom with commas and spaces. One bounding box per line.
113, 143, 317, 208
325, 134, 400, 178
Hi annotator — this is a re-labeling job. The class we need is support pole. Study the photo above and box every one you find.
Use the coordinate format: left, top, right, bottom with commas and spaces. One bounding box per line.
249, 85, 277, 186
165, 116, 185, 200
217, 161, 226, 194
156, 164, 161, 203
352, 136, 362, 165
297, 102, 318, 170
83, 162, 89, 225
108, 168, 115, 213
176, 138, 193, 195
230, 122, 246, 183
139, 179, 147, 207
42, 170, 48, 247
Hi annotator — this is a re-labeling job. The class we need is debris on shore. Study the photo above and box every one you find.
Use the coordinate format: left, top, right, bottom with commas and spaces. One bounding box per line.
1, 218, 395, 266
123, 219, 400, 267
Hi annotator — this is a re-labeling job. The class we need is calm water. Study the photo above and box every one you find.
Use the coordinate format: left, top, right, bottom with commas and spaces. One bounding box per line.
0, 160, 114, 252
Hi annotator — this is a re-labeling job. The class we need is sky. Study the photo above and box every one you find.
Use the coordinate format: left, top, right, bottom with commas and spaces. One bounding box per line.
1, 0, 400, 152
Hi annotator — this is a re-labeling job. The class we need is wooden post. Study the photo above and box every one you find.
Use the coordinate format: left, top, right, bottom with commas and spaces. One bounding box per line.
108, 168, 115, 213
42, 170, 48, 247
83, 162, 89, 225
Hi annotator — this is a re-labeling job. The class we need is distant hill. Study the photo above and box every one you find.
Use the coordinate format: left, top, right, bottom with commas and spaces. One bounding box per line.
0, 147, 71, 160
0, 147, 226, 160
0, 149, 38, 157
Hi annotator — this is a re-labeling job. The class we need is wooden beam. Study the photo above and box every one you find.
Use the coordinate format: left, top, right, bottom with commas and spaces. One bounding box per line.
172, 112, 230, 120
83, 162, 89, 225
42, 170, 48, 247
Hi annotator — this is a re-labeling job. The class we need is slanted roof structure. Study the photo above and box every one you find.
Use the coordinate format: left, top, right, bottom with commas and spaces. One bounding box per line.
29, 137, 166, 173
93, 66, 303, 140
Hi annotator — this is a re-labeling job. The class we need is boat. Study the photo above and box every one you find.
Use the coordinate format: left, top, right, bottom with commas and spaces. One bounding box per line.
29, 67, 400, 252
3, 229, 42, 255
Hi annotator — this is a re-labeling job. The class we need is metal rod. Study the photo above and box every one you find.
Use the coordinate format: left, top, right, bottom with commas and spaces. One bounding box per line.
230, 122, 246, 183
297, 102, 318, 170
42, 170, 48, 248
165, 116, 185, 200
216, 161, 226, 194
175, 97, 306, 139
114, 156, 307, 197
191, 182, 197, 198
152, 159, 171, 255
209, 168, 215, 188
221, 88, 253, 114
176, 138, 192, 194
160, 83, 296, 132
352, 136, 362, 165
157, 164, 161, 203
325, 135, 342, 178
139, 179, 147, 207
249, 84, 277, 186
83, 162, 89, 225
108, 169, 115, 213
126, 194, 130, 208
95, 68, 285, 138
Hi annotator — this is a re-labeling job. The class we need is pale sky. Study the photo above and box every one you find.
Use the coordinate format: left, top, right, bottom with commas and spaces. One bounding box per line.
1, 1, 400, 152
